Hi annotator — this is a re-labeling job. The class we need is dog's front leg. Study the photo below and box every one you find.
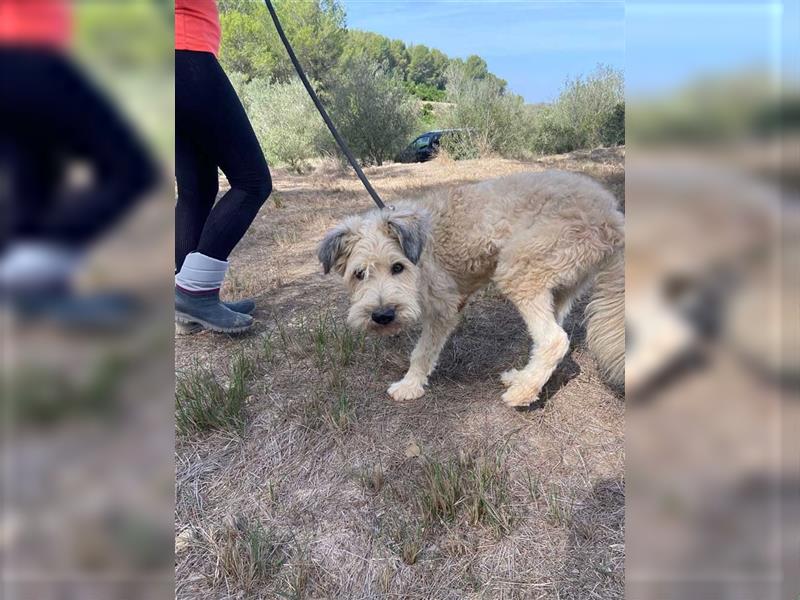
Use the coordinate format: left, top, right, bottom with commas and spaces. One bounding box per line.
388, 310, 460, 401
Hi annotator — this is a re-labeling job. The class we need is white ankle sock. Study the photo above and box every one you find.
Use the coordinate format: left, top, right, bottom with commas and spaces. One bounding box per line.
175, 252, 228, 292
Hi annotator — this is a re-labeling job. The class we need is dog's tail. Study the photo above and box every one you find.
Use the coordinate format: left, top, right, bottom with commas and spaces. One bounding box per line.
585, 248, 624, 388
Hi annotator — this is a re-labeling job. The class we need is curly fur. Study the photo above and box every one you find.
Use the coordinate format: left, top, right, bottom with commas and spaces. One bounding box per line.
320, 170, 625, 406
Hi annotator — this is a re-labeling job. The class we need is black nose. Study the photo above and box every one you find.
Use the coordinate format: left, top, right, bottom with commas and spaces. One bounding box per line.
371, 307, 396, 325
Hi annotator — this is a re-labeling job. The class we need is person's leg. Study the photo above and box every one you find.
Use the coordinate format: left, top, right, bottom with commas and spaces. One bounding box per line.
173, 50, 266, 333
174, 51, 271, 263
13, 51, 157, 247
0, 139, 81, 292
0, 48, 155, 324
173, 133, 254, 331
2, 139, 61, 242
175, 134, 218, 272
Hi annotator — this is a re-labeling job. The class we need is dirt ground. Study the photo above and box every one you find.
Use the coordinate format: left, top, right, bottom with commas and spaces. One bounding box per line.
175, 148, 625, 599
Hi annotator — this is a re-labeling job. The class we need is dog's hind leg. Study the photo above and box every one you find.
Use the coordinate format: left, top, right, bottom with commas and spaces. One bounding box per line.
388, 308, 461, 401
493, 226, 584, 406
498, 290, 569, 407
553, 274, 592, 326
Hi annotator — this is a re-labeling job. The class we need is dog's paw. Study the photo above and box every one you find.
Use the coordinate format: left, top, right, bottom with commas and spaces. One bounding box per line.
388, 378, 425, 401
500, 368, 521, 387
502, 384, 538, 408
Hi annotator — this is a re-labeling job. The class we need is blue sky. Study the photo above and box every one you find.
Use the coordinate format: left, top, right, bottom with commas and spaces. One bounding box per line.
626, 1, 791, 98
341, 1, 625, 103
341, 1, 795, 103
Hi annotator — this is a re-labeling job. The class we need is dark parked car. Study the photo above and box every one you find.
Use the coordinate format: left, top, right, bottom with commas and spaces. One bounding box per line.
395, 129, 466, 163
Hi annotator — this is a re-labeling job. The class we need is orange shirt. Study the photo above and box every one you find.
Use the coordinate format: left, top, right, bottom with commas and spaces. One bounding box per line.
0, 0, 72, 50
175, 0, 221, 56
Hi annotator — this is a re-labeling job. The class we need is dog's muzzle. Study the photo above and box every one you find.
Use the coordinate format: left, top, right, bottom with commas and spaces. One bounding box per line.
371, 306, 396, 325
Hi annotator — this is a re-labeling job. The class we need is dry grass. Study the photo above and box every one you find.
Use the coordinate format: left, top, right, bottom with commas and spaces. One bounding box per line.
175, 148, 625, 599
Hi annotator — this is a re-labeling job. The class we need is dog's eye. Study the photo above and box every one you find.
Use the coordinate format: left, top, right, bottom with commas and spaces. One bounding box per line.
391, 262, 405, 275
354, 269, 365, 280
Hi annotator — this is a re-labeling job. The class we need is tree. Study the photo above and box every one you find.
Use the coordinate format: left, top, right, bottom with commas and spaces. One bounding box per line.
462, 55, 489, 80
428, 49, 449, 89
388, 39, 410, 78
407, 45, 435, 87
407, 45, 447, 90
342, 30, 394, 72
328, 57, 418, 166
218, 0, 346, 90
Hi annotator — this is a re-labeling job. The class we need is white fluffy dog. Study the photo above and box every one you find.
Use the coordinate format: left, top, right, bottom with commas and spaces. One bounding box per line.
319, 170, 624, 407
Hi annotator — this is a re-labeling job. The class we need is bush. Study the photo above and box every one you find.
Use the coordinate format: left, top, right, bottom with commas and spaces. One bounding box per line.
601, 102, 625, 147
531, 65, 624, 154
419, 102, 437, 130
232, 74, 328, 173
327, 57, 419, 166
405, 81, 446, 102
442, 63, 531, 159
527, 107, 578, 155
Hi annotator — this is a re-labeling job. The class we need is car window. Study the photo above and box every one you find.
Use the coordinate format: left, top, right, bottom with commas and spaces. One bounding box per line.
414, 135, 431, 149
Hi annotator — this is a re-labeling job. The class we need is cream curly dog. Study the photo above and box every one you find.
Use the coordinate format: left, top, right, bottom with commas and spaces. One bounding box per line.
318, 170, 624, 407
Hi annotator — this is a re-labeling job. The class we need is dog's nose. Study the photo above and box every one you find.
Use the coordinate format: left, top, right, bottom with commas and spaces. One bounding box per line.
371, 307, 396, 325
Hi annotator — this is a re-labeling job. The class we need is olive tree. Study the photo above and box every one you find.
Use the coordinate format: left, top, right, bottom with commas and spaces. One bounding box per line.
327, 57, 418, 166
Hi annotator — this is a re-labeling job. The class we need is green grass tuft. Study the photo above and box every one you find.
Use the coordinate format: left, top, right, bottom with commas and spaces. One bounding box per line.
325, 389, 353, 431
217, 517, 289, 594
175, 351, 257, 436
542, 483, 573, 527
417, 451, 514, 535
398, 523, 424, 565
294, 311, 365, 369
419, 457, 465, 524
6, 355, 125, 425
385, 517, 425, 565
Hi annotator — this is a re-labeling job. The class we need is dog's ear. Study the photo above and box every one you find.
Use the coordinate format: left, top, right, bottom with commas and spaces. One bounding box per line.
318, 217, 361, 275
386, 208, 431, 265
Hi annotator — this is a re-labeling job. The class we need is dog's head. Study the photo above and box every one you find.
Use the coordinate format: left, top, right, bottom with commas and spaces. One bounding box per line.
318, 206, 431, 335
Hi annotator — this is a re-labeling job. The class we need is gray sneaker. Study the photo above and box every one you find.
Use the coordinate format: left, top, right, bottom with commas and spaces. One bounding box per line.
175, 287, 253, 334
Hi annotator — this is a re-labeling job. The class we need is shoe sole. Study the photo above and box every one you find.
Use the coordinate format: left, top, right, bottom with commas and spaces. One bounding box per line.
175, 311, 253, 334
175, 320, 204, 335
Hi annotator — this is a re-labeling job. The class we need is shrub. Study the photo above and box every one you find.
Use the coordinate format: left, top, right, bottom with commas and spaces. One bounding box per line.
405, 81, 446, 102
443, 62, 531, 159
528, 107, 579, 155
439, 130, 481, 161
601, 102, 626, 146
232, 75, 327, 173
419, 101, 438, 130
327, 57, 419, 166
531, 65, 624, 154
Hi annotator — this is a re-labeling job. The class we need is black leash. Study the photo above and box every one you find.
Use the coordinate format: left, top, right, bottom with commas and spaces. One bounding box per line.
263, 0, 387, 210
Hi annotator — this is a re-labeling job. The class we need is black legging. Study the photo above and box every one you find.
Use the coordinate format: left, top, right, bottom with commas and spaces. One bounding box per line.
0, 47, 156, 250
175, 50, 272, 271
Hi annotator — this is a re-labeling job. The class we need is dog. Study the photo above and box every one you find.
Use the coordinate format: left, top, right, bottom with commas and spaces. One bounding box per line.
318, 170, 624, 407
